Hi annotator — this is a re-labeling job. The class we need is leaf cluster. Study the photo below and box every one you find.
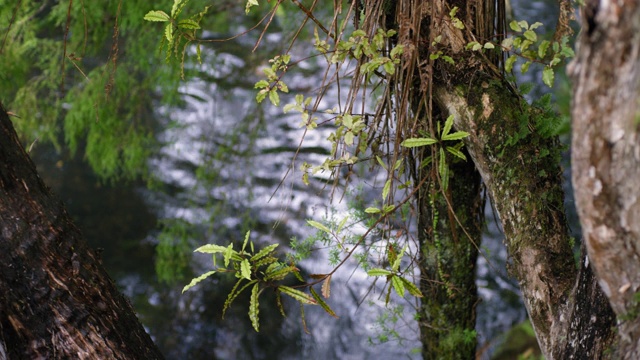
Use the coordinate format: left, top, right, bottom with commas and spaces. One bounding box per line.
183, 231, 337, 332
500, 21, 575, 87
144, 0, 211, 78
400, 114, 469, 191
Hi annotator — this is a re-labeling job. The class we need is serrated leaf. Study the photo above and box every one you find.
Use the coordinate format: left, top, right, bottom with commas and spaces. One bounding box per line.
178, 19, 200, 29
501, 37, 514, 49
529, 22, 543, 30
399, 276, 424, 297
195, 243, 227, 253
245, 0, 259, 14
392, 245, 407, 271
538, 40, 550, 59
509, 20, 521, 32
254, 80, 270, 89
483, 42, 495, 49
446, 146, 467, 160
322, 275, 332, 298
391, 275, 405, 297
182, 270, 216, 293
523, 30, 537, 42
505, 55, 517, 73
277, 81, 288, 93
401, 137, 437, 147
279, 286, 317, 304
268, 89, 280, 106
442, 56, 455, 65
382, 179, 391, 200
224, 243, 234, 267
256, 90, 268, 103
171, 0, 186, 17
307, 220, 331, 234
383, 204, 395, 213
367, 268, 393, 276
521, 61, 531, 74
337, 216, 349, 234
344, 131, 355, 146
164, 24, 173, 44
283, 103, 298, 113
542, 66, 555, 88
365, 207, 381, 214
249, 283, 260, 331
518, 20, 529, 30
466, 41, 479, 50
251, 243, 279, 262
264, 263, 295, 281
276, 291, 286, 317
242, 231, 250, 252
240, 259, 252, 280
442, 131, 469, 141
222, 279, 256, 318
472, 43, 482, 51
253, 255, 278, 268
144, 10, 170, 22
310, 287, 338, 318
376, 155, 387, 170
439, 145, 447, 174
442, 114, 454, 137
300, 303, 309, 334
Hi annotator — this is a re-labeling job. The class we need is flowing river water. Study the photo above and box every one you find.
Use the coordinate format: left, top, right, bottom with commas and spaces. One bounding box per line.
33, 1, 570, 358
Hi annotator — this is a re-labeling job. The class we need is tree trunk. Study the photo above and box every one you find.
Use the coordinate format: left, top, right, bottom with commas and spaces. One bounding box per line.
376, 1, 484, 357
570, 0, 640, 357
0, 102, 163, 359
384, 0, 617, 358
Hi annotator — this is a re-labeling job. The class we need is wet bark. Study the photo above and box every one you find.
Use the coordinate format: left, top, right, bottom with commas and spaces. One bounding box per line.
0, 103, 164, 359
570, 0, 640, 357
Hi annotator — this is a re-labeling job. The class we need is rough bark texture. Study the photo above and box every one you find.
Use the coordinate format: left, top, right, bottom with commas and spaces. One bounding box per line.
380, 1, 485, 357
570, 0, 640, 357
0, 103, 164, 359
416, 155, 482, 360
388, 0, 617, 357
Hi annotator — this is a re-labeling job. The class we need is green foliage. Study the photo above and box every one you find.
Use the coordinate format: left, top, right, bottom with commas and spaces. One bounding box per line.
500, 21, 575, 87
144, 0, 211, 78
140, 0, 574, 351
183, 231, 337, 332
2, 0, 183, 182
401, 115, 469, 191
255, 55, 290, 106
155, 219, 195, 283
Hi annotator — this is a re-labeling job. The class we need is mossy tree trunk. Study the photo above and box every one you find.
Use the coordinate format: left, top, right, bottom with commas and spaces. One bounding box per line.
0, 102, 164, 359
570, 0, 640, 357
378, 0, 618, 358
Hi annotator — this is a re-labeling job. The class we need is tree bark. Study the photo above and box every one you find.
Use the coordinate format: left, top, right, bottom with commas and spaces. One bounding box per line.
0, 102, 164, 359
570, 0, 640, 357
387, 0, 617, 357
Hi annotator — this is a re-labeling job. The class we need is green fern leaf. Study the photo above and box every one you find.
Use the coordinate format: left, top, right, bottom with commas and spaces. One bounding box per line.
144, 10, 170, 22
279, 286, 317, 305
182, 270, 216, 293
249, 283, 261, 331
